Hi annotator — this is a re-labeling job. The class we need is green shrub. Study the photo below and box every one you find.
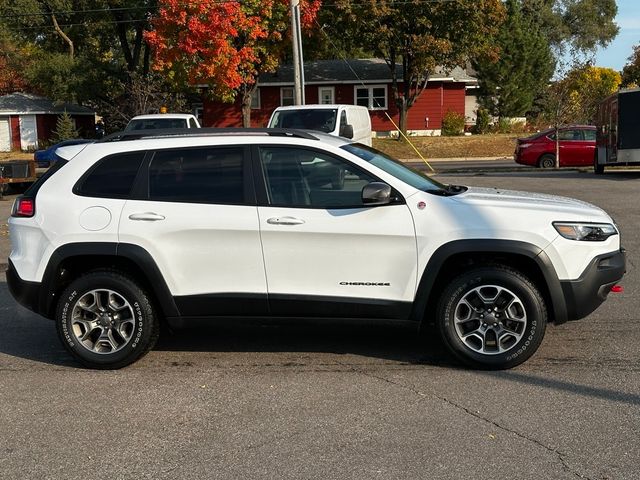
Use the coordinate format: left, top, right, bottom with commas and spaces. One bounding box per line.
473, 108, 491, 134
441, 110, 465, 136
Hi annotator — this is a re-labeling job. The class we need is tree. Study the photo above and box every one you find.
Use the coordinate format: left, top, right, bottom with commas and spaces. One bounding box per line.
622, 45, 640, 88
474, 0, 554, 119
522, 0, 618, 53
327, 0, 505, 135
558, 65, 621, 123
51, 111, 79, 143
146, 0, 321, 127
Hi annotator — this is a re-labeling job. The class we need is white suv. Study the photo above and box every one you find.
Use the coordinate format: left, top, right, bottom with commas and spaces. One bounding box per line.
7, 129, 625, 369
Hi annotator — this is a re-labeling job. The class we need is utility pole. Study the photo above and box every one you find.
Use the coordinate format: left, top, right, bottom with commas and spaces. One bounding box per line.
290, 0, 305, 105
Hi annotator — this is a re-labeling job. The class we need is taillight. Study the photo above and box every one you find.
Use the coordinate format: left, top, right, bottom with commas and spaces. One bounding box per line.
12, 197, 35, 217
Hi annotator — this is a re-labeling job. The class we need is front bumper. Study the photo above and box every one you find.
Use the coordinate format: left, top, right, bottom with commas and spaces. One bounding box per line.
560, 249, 626, 321
6, 260, 42, 315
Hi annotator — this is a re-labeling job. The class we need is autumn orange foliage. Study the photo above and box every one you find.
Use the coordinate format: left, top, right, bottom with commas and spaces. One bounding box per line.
146, 0, 321, 101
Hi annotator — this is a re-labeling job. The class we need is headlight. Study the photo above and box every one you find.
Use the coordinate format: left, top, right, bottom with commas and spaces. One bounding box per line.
553, 222, 617, 241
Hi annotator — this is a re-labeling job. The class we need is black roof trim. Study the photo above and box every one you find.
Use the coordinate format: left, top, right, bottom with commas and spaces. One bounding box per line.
98, 128, 319, 143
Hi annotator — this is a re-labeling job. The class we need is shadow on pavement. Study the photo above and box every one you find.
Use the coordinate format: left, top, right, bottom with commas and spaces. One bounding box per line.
0, 282, 453, 368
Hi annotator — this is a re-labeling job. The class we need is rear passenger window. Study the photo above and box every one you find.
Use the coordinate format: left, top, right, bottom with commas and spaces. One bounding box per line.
77, 152, 145, 198
149, 147, 244, 204
583, 129, 596, 141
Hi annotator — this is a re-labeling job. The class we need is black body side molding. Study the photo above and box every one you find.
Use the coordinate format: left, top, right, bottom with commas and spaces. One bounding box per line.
411, 239, 569, 324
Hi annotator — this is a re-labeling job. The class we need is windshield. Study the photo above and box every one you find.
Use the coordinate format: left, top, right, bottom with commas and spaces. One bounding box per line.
341, 143, 446, 193
270, 109, 338, 133
125, 118, 188, 131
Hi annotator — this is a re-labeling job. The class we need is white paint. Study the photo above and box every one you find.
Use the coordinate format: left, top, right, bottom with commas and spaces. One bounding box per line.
79, 206, 112, 231
0, 117, 10, 152
19, 115, 38, 151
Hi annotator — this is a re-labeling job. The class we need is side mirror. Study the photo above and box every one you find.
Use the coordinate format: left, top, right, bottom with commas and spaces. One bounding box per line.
339, 124, 354, 139
362, 182, 392, 206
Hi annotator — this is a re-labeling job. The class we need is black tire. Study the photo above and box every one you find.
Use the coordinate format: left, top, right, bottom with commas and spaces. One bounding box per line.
538, 154, 555, 169
594, 152, 605, 174
55, 270, 159, 369
437, 265, 547, 370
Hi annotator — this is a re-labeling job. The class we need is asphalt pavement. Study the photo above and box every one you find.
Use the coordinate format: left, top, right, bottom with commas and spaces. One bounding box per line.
0, 168, 638, 480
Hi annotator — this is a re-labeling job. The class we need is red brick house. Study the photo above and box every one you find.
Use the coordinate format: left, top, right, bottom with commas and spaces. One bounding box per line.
202, 58, 478, 135
0, 93, 95, 151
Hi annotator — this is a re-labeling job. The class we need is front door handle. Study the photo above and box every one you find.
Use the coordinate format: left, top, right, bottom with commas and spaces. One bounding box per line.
128, 212, 166, 221
266, 216, 305, 226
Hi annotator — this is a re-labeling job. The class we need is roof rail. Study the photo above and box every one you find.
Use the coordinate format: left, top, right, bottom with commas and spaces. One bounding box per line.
98, 127, 319, 143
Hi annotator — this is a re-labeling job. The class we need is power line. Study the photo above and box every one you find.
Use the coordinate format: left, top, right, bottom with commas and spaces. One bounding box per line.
0, 0, 459, 20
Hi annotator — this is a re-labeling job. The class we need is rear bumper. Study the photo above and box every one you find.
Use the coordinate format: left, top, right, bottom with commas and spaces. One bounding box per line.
6, 260, 42, 315
560, 249, 626, 321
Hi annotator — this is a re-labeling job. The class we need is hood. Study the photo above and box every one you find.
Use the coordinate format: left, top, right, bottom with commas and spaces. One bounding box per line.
451, 186, 609, 219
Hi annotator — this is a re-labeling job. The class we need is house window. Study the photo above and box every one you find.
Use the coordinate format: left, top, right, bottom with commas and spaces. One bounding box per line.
280, 87, 294, 106
318, 87, 335, 104
354, 85, 387, 110
251, 89, 261, 109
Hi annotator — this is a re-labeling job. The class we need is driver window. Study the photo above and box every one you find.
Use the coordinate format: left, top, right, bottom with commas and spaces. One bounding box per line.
259, 146, 377, 208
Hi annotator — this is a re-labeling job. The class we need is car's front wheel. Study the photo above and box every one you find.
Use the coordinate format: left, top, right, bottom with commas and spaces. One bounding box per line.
56, 270, 159, 369
437, 266, 547, 369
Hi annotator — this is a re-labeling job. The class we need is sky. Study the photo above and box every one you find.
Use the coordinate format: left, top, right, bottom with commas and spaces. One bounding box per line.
592, 0, 640, 71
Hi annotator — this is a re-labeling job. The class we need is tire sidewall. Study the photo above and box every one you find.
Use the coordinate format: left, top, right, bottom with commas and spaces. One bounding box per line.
56, 273, 155, 368
438, 268, 546, 369
539, 154, 555, 168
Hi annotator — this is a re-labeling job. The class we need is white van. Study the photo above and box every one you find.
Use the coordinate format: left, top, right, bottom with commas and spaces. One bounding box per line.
125, 114, 201, 131
268, 104, 372, 146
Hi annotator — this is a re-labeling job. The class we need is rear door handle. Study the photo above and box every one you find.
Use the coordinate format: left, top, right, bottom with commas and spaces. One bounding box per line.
266, 216, 305, 225
128, 212, 166, 221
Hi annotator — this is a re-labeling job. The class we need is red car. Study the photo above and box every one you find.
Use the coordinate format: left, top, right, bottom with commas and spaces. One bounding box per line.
514, 125, 596, 168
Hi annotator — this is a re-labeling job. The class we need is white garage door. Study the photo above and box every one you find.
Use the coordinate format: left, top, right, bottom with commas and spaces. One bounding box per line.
0, 118, 10, 152
19, 115, 38, 151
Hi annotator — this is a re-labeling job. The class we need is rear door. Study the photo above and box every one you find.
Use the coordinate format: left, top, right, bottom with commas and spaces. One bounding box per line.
558, 129, 585, 166
119, 145, 268, 316
254, 145, 417, 319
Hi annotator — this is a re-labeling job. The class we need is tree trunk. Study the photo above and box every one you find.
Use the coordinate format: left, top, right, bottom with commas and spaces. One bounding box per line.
241, 83, 258, 128
398, 98, 408, 138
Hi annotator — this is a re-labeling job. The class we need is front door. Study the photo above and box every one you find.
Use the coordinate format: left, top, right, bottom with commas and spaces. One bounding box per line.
255, 145, 417, 319
119, 145, 268, 316
19, 115, 37, 151
0, 118, 10, 152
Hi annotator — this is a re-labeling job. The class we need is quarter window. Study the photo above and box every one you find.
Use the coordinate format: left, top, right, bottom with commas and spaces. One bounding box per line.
259, 146, 378, 208
149, 147, 245, 204
77, 152, 145, 198
355, 85, 387, 110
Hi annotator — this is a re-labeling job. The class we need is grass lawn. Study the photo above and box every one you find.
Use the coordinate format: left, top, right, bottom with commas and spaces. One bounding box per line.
1, 134, 521, 163
373, 133, 521, 160
0, 151, 33, 162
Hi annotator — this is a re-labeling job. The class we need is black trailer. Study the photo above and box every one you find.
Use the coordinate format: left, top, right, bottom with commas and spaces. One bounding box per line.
594, 88, 640, 173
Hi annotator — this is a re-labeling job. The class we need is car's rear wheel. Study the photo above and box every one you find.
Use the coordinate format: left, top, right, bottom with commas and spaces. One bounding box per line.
437, 266, 547, 369
538, 154, 555, 169
56, 270, 159, 369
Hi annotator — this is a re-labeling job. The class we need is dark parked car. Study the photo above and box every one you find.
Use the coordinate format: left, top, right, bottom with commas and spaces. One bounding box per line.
514, 126, 596, 168
34, 139, 93, 168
